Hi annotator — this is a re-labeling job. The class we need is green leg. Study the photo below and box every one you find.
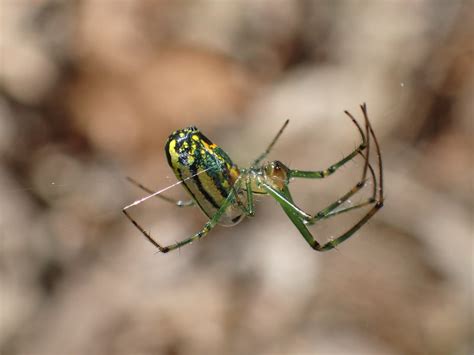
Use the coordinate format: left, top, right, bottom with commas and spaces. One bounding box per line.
315, 151, 378, 220
162, 188, 239, 252
123, 188, 238, 253
262, 181, 374, 226
318, 199, 376, 219
289, 145, 365, 179
241, 178, 256, 217
262, 165, 375, 225
307, 157, 377, 224
288, 104, 369, 180
261, 104, 384, 251
308, 181, 372, 224
126, 176, 194, 207
275, 188, 318, 249
261, 183, 324, 250
316, 201, 383, 251
288, 104, 377, 223
262, 181, 382, 251
220, 178, 255, 218
262, 183, 312, 221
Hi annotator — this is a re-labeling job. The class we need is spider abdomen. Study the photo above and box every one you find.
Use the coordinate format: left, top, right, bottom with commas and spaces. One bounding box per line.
165, 126, 242, 225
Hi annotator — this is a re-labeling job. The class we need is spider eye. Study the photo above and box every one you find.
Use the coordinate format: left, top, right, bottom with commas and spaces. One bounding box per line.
273, 160, 284, 171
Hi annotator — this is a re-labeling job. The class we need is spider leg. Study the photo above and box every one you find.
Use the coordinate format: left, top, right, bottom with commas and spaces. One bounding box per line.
314, 156, 377, 220
278, 190, 381, 251
306, 151, 377, 225
264, 149, 375, 225
288, 104, 369, 179
126, 176, 194, 207
122, 208, 168, 252
262, 104, 384, 251
289, 103, 375, 224
262, 168, 380, 252
263, 171, 376, 224
245, 178, 256, 216
253, 119, 290, 166
122, 187, 238, 253
236, 177, 256, 217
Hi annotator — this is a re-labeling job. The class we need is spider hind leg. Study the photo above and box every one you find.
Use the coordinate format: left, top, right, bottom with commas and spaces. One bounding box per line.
123, 177, 256, 253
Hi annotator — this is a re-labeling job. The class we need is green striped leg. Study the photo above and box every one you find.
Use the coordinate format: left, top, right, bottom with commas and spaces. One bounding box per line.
314, 153, 377, 221
263, 173, 376, 223
123, 177, 256, 253
262, 182, 380, 251
282, 155, 375, 226
271, 151, 377, 226
288, 144, 366, 180
288, 104, 370, 181
233, 177, 256, 217
307, 152, 377, 225
126, 176, 194, 207
265, 158, 377, 222
283, 103, 375, 224
123, 186, 239, 253
261, 105, 384, 251
304, 103, 384, 228
262, 104, 384, 251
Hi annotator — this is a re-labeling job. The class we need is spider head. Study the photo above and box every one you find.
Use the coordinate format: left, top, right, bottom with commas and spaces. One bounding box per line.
263, 160, 290, 189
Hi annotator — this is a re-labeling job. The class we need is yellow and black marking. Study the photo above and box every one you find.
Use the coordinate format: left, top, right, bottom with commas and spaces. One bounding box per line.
165, 126, 242, 225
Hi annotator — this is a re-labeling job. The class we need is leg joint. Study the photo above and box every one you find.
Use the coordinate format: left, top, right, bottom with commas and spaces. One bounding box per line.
311, 243, 325, 252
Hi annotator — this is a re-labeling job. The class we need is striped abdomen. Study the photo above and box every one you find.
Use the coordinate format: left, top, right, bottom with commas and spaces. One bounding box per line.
165, 126, 242, 225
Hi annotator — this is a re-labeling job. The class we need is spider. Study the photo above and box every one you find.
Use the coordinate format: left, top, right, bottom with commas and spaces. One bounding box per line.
123, 104, 384, 253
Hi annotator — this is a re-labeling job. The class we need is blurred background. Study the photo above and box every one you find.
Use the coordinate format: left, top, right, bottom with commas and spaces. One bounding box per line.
1, 1, 472, 354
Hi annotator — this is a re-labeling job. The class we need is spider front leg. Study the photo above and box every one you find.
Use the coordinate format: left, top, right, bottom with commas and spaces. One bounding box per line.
313, 153, 378, 221
283, 103, 375, 224
264, 158, 376, 224
263, 146, 377, 227
263, 181, 380, 251
288, 104, 369, 180
263, 171, 381, 251
262, 104, 384, 251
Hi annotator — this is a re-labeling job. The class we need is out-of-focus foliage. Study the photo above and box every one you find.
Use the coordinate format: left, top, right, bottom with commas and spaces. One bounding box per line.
0, 1, 472, 355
